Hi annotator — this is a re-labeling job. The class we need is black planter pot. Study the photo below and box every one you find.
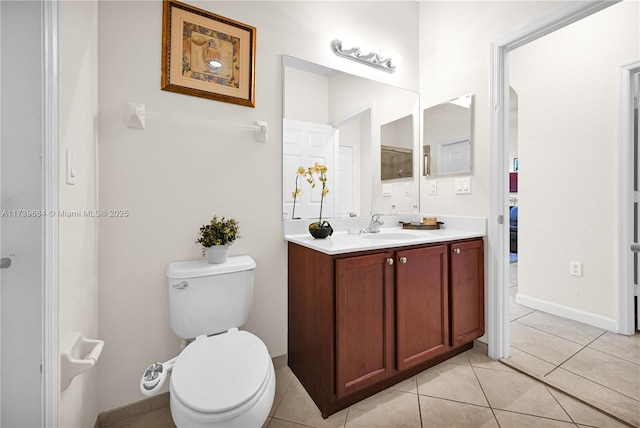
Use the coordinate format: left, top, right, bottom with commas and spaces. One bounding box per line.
308, 221, 333, 239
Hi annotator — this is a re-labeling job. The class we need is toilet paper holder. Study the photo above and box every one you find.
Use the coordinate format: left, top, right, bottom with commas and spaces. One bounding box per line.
60, 331, 104, 391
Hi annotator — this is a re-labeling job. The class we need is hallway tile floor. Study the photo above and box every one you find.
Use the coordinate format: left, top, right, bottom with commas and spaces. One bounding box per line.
506, 263, 640, 427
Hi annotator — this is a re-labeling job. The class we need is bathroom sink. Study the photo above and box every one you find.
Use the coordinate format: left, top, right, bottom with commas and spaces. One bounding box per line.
360, 232, 424, 240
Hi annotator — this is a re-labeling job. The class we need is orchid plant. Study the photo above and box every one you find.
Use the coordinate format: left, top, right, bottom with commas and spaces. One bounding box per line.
305, 162, 329, 229
291, 162, 330, 228
291, 167, 305, 219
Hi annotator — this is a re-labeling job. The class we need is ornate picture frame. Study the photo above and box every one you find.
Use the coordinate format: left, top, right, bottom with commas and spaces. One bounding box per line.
161, 0, 256, 107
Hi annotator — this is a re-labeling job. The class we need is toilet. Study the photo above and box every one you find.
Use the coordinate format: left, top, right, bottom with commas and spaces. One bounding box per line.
140, 255, 275, 428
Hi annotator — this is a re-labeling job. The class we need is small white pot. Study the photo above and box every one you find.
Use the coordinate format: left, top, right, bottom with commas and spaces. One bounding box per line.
206, 244, 230, 264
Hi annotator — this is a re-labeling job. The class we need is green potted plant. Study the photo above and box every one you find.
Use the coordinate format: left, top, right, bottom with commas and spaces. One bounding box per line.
196, 215, 239, 263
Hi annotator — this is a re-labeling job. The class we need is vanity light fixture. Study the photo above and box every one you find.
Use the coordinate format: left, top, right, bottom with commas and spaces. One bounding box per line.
330, 39, 396, 73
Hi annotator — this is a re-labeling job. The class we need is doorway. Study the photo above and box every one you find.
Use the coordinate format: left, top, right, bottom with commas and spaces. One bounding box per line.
489, 0, 638, 424
488, 0, 629, 358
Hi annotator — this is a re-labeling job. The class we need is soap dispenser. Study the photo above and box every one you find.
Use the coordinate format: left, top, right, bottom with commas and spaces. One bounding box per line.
411, 205, 420, 225
390, 205, 398, 215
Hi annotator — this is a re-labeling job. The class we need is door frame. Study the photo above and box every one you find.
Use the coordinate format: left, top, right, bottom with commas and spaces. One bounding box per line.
487, 0, 621, 359
43, 0, 60, 424
618, 60, 640, 335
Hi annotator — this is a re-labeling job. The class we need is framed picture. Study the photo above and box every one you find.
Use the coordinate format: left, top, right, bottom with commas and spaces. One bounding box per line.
513, 157, 519, 172
161, 0, 256, 107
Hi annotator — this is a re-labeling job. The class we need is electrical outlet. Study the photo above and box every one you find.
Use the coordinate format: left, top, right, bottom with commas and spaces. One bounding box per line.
569, 261, 583, 277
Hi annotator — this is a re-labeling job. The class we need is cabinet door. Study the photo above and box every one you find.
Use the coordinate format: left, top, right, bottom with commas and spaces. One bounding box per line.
396, 245, 449, 371
450, 239, 485, 346
336, 252, 394, 398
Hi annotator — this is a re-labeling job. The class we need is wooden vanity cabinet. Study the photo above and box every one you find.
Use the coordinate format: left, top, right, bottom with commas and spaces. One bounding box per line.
395, 245, 450, 371
287, 238, 484, 418
450, 239, 485, 346
335, 252, 394, 398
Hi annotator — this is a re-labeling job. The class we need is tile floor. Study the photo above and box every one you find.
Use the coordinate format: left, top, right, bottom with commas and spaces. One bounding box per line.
109, 263, 638, 428
109, 341, 631, 428
506, 263, 640, 427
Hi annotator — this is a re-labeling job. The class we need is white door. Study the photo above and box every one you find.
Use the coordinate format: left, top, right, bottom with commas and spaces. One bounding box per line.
337, 145, 356, 217
1, 1, 53, 425
283, 118, 336, 220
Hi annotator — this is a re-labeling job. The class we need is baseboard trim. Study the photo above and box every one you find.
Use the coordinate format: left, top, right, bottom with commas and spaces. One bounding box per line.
96, 392, 170, 427
515, 293, 617, 331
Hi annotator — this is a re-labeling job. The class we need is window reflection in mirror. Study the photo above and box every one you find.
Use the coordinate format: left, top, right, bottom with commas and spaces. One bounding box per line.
423, 94, 473, 176
282, 55, 420, 220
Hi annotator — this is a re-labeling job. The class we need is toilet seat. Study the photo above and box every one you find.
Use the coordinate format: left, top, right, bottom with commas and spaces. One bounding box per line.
171, 329, 271, 414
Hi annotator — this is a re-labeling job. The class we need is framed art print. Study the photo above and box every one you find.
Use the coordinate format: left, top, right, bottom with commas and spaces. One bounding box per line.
161, 0, 256, 107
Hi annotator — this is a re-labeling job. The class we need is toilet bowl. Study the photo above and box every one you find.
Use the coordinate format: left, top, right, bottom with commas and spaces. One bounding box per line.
141, 256, 274, 427
169, 329, 275, 428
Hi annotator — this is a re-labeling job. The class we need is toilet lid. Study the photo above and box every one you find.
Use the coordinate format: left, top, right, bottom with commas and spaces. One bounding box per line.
171, 330, 271, 413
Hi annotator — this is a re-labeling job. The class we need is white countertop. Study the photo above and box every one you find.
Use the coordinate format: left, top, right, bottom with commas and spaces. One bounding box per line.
284, 215, 487, 255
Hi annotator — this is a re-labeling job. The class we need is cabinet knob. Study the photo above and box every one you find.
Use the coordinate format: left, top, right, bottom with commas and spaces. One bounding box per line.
453, 248, 461, 255
386, 258, 394, 265
399, 256, 407, 264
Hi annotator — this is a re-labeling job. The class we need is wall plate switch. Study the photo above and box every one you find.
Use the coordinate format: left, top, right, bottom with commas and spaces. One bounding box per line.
66, 148, 77, 185
382, 183, 392, 197
428, 180, 437, 195
455, 177, 471, 194
569, 261, 583, 276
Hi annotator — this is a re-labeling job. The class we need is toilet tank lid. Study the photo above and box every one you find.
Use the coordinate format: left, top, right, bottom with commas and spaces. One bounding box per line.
167, 255, 256, 279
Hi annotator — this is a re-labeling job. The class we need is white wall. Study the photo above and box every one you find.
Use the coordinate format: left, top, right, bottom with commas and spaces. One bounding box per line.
509, 1, 639, 322
419, 0, 639, 327
97, 0, 418, 412
58, 1, 101, 426
418, 1, 566, 215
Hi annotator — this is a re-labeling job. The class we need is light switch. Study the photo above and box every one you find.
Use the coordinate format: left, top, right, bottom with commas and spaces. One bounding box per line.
66, 149, 76, 185
455, 177, 471, 194
428, 180, 437, 196
382, 183, 392, 197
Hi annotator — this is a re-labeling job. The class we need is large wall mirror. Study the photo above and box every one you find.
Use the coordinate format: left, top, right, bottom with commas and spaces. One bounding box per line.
282, 55, 420, 220
423, 94, 474, 176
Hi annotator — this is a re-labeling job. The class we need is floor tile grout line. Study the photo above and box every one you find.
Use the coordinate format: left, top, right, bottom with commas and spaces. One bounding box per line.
546, 366, 640, 404
414, 377, 424, 428
416, 391, 493, 410
342, 406, 349, 428
269, 416, 315, 428
489, 406, 582, 425
585, 334, 640, 367
551, 342, 586, 373
468, 359, 500, 426
509, 310, 534, 322
578, 332, 640, 367
509, 342, 564, 368
512, 318, 604, 347
502, 353, 640, 428
544, 384, 578, 425
552, 332, 638, 395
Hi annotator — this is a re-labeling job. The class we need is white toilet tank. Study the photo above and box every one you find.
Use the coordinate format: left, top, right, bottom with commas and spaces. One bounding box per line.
167, 255, 256, 339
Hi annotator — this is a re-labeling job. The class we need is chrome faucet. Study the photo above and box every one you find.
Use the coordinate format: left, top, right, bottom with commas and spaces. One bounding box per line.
363, 213, 384, 233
